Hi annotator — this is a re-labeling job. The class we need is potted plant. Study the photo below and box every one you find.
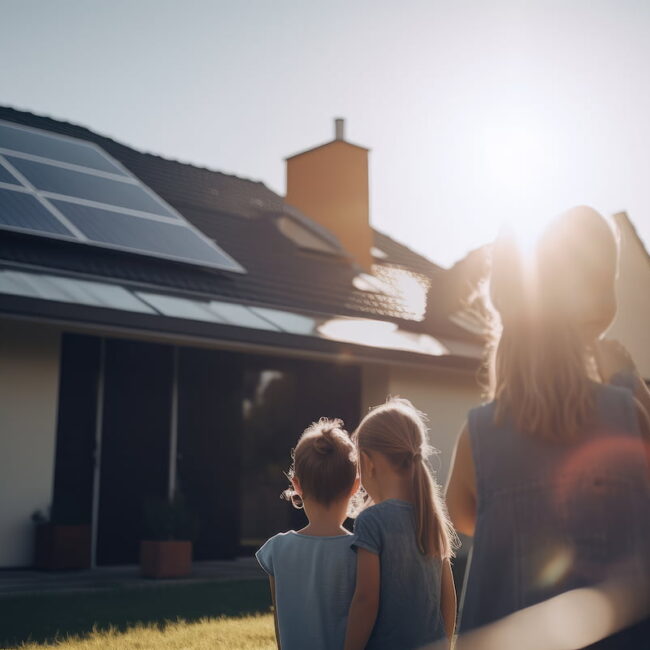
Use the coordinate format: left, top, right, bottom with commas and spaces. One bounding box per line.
32, 508, 91, 570
139, 493, 199, 579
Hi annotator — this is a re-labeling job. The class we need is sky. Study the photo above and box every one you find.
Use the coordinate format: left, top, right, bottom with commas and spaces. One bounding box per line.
1, 0, 649, 267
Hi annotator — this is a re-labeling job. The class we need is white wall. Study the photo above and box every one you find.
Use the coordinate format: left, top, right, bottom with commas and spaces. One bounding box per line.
361, 363, 481, 483
387, 366, 481, 482
360, 363, 390, 415
607, 214, 650, 380
0, 320, 61, 567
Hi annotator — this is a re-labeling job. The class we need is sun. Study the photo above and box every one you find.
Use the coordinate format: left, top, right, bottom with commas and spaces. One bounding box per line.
480, 123, 556, 256
482, 125, 547, 188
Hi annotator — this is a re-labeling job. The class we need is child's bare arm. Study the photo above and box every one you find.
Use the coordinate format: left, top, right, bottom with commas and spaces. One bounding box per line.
344, 548, 380, 650
269, 577, 281, 650
440, 558, 457, 642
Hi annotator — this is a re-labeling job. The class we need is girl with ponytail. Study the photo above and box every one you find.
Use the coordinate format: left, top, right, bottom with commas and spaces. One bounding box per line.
344, 397, 458, 650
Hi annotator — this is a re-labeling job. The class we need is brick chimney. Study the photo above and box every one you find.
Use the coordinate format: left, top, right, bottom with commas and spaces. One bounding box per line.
285, 119, 373, 270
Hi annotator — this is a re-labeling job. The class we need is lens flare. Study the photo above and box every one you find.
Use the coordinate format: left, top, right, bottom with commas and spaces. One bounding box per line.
536, 545, 575, 590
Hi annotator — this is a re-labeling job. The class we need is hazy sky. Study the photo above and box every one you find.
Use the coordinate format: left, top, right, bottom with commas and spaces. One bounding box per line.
2, 0, 649, 267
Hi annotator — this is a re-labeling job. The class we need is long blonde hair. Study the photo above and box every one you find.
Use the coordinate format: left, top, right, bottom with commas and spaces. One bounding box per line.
487, 206, 619, 439
354, 398, 457, 559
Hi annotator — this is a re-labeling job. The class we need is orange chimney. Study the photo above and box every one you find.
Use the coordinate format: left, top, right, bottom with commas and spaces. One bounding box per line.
285, 119, 373, 270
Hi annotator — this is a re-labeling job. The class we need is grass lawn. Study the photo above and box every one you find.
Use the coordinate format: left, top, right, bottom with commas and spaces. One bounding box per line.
0, 580, 273, 649
13, 614, 276, 649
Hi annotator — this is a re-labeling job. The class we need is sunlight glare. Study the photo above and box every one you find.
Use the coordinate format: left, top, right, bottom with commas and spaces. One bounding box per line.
504, 209, 553, 259
480, 123, 556, 257
482, 125, 548, 190
318, 318, 447, 356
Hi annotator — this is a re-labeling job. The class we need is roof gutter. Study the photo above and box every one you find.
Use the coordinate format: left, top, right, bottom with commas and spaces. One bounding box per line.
0, 293, 479, 373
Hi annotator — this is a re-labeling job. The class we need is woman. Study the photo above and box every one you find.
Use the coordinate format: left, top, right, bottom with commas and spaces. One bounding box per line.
446, 206, 650, 648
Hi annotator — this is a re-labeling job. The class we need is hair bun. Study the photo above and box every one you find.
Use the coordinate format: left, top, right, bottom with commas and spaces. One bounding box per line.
313, 437, 333, 455
313, 420, 342, 455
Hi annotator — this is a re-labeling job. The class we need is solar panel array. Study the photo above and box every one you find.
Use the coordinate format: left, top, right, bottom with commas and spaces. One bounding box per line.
0, 120, 245, 273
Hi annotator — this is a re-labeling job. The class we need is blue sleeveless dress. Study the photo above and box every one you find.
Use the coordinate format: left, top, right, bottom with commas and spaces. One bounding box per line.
459, 382, 650, 634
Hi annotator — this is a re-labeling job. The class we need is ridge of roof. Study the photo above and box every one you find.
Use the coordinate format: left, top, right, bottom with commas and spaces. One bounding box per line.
0, 105, 444, 274
285, 138, 370, 160
0, 105, 484, 342
372, 228, 445, 275
614, 211, 650, 266
0, 104, 274, 191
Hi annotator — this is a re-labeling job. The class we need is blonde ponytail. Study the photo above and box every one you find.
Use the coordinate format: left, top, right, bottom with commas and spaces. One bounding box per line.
412, 455, 455, 558
355, 398, 458, 558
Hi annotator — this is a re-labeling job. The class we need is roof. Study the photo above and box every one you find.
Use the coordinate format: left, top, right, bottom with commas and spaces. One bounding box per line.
285, 138, 370, 160
0, 106, 480, 364
614, 211, 650, 266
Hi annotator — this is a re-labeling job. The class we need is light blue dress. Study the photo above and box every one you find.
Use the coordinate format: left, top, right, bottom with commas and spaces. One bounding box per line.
353, 499, 446, 649
459, 382, 650, 634
256, 530, 356, 650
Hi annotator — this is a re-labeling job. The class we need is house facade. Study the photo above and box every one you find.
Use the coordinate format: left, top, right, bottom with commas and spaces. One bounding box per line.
0, 109, 482, 568
2, 109, 644, 571
607, 212, 650, 380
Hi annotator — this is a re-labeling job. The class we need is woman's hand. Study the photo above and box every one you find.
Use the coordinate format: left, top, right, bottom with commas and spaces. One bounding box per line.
595, 338, 650, 420
594, 338, 638, 383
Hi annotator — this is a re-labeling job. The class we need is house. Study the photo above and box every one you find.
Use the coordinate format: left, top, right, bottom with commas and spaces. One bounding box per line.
0, 108, 483, 569
607, 212, 650, 380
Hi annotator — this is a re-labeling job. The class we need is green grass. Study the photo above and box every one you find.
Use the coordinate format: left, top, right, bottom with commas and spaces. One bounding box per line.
14, 614, 276, 649
0, 580, 272, 649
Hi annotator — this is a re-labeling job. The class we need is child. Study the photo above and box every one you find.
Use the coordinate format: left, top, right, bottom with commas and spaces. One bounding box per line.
256, 418, 360, 650
345, 398, 458, 650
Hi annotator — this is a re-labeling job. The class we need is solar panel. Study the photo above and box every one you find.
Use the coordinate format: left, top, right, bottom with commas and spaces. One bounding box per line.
137, 292, 227, 323
0, 122, 128, 176
0, 269, 155, 313
51, 200, 238, 267
0, 188, 74, 237
251, 306, 317, 335
0, 162, 21, 185
6, 156, 179, 219
208, 300, 279, 330
0, 120, 245, 273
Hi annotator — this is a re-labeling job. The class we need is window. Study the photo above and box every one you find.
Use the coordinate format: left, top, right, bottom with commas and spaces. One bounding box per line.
276, 215, 340, 255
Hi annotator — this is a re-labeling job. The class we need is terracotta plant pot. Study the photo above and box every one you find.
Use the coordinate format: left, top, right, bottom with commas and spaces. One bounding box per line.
34, 524, 92, 570
140, 540, 192, 578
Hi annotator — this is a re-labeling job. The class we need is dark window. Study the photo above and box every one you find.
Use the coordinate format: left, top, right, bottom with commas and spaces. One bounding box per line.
96, 339, 173, 565
176, 348, 243, 560
51, 334, 101, 525
52, 333, 361, 565
240, 358, 360, 552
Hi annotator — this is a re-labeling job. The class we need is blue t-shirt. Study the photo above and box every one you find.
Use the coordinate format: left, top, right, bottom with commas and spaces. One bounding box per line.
256, 530, 357, 650
353, 499, 445, 649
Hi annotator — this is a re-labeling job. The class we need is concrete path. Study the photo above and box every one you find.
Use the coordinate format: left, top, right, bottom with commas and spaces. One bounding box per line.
0, 557, 265, 597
